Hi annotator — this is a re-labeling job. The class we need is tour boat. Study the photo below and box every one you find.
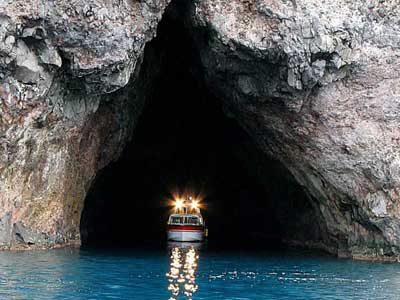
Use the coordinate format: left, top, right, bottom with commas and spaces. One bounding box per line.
167, 197, 205, 242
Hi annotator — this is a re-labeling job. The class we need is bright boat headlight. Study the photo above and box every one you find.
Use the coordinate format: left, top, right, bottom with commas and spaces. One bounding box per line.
175, 199, 184, 209
191, 200, 199, 210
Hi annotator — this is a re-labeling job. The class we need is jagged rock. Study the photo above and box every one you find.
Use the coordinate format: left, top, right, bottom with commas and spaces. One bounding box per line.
0, 0, 169, 250
14, 40, 50, 84
188, 0, 400, 259
12, 221, 45, 245
38, 43, 62, 68
0, 213, 12, 245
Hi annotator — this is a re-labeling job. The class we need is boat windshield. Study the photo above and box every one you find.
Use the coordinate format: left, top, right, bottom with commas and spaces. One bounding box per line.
187, 216, 200, 225
170, 216, 184, 224
169, 215, 202, 225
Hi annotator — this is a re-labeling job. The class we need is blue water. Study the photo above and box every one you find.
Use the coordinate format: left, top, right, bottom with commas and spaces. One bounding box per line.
0, 245, 399, 300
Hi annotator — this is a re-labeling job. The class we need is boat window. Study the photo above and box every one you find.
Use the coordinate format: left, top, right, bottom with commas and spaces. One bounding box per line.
170, 216, 184, 224
187, 216, 200, 225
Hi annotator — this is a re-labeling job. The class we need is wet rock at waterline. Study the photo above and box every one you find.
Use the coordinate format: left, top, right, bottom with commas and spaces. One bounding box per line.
0, 0, 400, 261
0, 0, 169, 249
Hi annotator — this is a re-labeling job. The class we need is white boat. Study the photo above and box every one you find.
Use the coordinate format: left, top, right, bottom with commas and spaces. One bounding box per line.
167, 197, 205, 242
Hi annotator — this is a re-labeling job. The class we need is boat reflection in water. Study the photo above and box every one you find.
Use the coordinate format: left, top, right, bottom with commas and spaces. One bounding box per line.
166, 242, 201, 300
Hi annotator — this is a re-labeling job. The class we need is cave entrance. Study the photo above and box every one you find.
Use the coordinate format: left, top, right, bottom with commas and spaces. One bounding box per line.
80, 5, 319, 249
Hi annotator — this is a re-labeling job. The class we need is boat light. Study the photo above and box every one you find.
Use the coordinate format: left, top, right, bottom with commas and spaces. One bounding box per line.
191, 200, 199, 210
175, 199, 184, 209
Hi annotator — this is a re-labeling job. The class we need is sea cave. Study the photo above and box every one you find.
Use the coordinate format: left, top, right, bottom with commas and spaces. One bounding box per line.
79, 8, 319, 250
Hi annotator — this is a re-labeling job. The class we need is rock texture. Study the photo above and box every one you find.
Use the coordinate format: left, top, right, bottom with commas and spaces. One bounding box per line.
1, 0, 400, 260
188, 0, 400, 259
0, 0, 169, 249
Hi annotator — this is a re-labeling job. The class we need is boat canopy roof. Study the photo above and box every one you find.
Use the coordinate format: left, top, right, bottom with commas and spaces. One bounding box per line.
169, 213, 201, 217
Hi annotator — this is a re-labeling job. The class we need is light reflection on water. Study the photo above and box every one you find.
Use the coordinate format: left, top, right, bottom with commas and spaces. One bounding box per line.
166, 244, 200, 300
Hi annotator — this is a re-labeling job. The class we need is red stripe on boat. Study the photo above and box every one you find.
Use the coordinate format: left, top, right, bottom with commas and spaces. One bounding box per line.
167, 225, 204, 231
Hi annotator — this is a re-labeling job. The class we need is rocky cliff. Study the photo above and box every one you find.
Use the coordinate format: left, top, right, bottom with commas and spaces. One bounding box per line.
0, 0, 400, 260
0, 0, 169, 248
188, 0, 400, 260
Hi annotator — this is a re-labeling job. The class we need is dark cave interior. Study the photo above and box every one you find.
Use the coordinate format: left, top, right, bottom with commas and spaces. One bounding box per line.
80, 5, 321, 249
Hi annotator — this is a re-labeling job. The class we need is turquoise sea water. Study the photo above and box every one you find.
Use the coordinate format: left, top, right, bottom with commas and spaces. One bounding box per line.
0, 245, 399, 300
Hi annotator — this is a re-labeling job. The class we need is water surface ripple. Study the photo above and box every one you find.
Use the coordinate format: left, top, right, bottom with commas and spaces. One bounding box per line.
0, 247, 399, 299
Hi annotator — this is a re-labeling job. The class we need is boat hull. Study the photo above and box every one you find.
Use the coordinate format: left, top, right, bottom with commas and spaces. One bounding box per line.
167, 225, 204, 242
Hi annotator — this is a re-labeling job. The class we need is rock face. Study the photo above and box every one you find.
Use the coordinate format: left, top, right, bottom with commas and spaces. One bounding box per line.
0, 0, 169, 248
1, 0, 400, 260
188, 0, 400, 259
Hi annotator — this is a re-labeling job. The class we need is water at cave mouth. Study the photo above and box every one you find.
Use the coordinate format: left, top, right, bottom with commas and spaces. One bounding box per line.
0, 246, 399, 300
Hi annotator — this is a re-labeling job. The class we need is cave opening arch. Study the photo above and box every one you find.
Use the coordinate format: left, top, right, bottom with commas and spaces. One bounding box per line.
79, 3, 322, 250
